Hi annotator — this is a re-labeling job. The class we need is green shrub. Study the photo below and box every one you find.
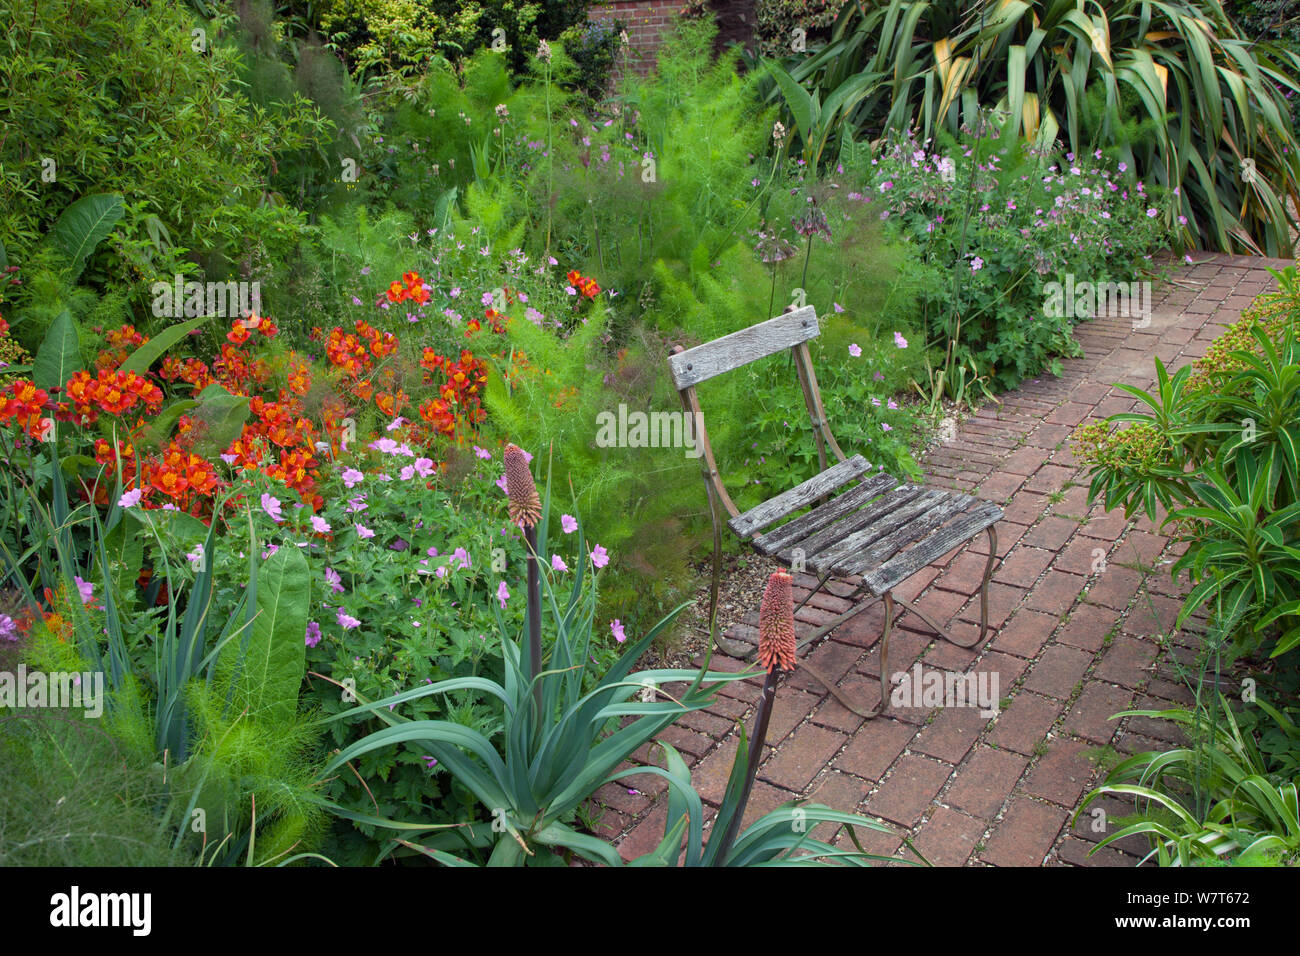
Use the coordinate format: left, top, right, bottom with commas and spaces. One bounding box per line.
557, 18, 627, 104
0, 0, 330, 286
1075, 270, 1300, 658
317, 0, 589, 78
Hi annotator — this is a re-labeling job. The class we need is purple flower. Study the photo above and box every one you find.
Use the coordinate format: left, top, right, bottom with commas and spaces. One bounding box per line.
336, 608, 361, 630
848, 343, 862, 358
305, 621, 322, 648
552, 554, 568, 572
311, 515, 331, 534
74, 576, 95, 605
473, 445, 492, 460
355, 523, 375, 539
591, 544, 609, 569
561, 514, 578, 534
346, 496, 368, 514
118, 488, 142, 508
451, 547, 471, 569
496, 580, 510, 609
324, 567, 345, 593
342, 467, 364, 489
261, 493, 283, 523
882, 423, 893, 432
1146, 208, 1158, 218
611, 619, 626, 643
893, 331, 908, 349
971, 257, 984, 272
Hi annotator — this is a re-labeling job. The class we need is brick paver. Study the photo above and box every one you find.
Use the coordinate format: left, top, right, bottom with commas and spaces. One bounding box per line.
608, 253, 1284, 866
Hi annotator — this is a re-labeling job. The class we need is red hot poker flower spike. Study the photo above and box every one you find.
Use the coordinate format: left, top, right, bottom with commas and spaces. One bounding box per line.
504, 443, 541, 528
757, 571, 797, 673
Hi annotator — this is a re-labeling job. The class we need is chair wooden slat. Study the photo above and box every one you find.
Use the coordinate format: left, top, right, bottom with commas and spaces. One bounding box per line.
728, 453, 872, 538
808, 489, 948, 573
668, 306, 820, 390
862, 502, 1003, 596
753, 472, 897, 556
833, 493, 976, 577
772, 483, 922, 565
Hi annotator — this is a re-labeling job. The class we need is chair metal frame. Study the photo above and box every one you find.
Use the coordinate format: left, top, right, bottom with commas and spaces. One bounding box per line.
669, 305, 1001, 718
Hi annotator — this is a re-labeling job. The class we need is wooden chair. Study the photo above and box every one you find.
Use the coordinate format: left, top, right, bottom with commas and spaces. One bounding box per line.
668, 305, 1003, 718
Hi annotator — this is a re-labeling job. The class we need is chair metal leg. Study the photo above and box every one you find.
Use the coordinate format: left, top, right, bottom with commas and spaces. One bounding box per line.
870, 592, 894, 718
780, 587, 894, 723
977, 525, 998, 643
885, 525, 1000, 649
793, 567, 834, 617
705, 484, 752, 659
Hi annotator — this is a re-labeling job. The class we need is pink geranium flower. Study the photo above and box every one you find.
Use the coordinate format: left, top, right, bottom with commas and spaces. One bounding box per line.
261, 493, 283, 523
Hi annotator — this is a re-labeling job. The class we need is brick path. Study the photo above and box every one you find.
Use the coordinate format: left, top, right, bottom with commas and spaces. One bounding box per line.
594, 252, 1291, 866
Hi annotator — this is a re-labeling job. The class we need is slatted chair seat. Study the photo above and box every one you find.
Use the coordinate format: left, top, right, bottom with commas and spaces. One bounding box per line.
668, 306, 1003, 718
737, 458, 1002, 589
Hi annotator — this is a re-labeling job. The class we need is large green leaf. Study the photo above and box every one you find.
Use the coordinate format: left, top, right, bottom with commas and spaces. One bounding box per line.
222, 544, 309, 723
49, 193, 124, 281
118, 314, 213, 376
100, 511, 144, 597
31, 309, 81, 389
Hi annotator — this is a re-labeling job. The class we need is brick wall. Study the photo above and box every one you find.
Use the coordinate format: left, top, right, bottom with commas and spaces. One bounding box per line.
588, 0, 686, 73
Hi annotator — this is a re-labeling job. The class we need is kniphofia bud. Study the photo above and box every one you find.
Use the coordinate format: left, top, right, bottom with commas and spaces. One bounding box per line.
757, 571, 796, 672
504, 443, 541, 528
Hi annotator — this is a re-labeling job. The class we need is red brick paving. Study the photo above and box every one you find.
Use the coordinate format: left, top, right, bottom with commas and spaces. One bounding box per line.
600, 253, 1280, 866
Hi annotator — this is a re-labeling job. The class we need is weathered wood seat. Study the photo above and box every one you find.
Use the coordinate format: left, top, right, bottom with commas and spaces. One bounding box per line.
668, 305, 1002, 718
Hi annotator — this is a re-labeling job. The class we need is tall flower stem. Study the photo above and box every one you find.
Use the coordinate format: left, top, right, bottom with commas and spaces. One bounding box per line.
713, 667, 778, 863
799, 231, 813, 292
544, 57, 553, 256
711, 570, 794, 864
525, 524, 543, 720
504, 443, 544, 720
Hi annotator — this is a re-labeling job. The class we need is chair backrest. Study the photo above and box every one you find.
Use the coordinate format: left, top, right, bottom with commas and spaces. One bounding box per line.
667, 305, 820, 389
668, 305, 847, 522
